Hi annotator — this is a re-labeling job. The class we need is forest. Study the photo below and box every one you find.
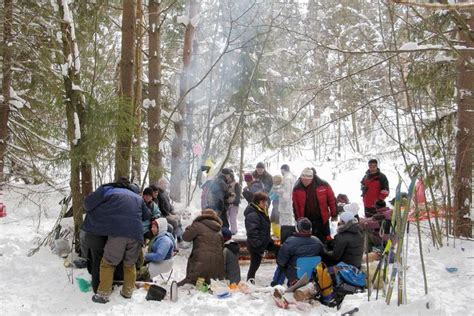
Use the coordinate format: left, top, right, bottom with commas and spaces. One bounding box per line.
0, 0, 472, 251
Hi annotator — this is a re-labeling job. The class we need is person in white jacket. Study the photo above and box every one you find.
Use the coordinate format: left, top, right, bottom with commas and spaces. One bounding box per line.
279, 164, 296, 242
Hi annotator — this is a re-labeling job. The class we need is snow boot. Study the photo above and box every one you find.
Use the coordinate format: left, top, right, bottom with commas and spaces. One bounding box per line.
97, 259, 115, 296
121, 264, 136, 298
92, 294, 109, 304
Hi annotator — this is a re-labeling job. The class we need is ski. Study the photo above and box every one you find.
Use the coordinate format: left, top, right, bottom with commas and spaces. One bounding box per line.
385, 177, 416, 305
397, 177, 416, 305
342, 307, 359, 315
385, 178, 402, 304
285, 273, 309, 293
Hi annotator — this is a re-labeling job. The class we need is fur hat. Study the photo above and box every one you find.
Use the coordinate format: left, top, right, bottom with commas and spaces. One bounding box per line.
143, 187, 154, 196
221, 227, 232, 241
343, 203, 360, 215
256, 162, 265, 169
340, 211, 355, 224
296, 217, 312, 233
300, 167, 314, 179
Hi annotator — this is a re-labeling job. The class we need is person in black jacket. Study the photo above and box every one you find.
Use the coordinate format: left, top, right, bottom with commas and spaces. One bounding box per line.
244, 191, 279, 282
252, 162, 273, 193
323, 211, 364, 269
276, 217, 325, 284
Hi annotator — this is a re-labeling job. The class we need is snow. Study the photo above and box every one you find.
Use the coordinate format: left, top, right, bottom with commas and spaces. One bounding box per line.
177, 15, 189, 26
1, 162, 473, 315
62, 0, 72, 24
190, 14, 201, 28
399, 42, 419, 51
9, 87, 28, 109
143, 98, 156, 109
212, 107, 235, 126
73, 112, 81, 145
72, 83, 82, 91
267, 68, 282, 77
434, 54, 456, 63
60, 63, 68, 76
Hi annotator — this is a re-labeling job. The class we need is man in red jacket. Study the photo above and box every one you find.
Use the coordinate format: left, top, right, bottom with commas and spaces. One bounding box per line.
292, 167, 337, 243
361, 159, 389, 218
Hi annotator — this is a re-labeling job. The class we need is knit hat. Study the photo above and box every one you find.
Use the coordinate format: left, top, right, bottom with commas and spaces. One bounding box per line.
343, 203, 360, 215
221, 227, 232, 241
143, 187, 154, 196
280, 164, 290, 172
300, 167, 314, 179
256, 162, 265, 169
340, 211, 355, 224
296, 217, 312, 233
244, 173, 253, 182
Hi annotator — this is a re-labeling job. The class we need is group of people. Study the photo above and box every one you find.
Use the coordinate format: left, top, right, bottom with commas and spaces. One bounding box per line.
192, 159, 390, 286
80, 177, 184, 303
80, 158, 391, 302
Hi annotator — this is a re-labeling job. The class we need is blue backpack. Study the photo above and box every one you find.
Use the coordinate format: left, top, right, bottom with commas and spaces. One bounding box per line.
335, 262, 366, 288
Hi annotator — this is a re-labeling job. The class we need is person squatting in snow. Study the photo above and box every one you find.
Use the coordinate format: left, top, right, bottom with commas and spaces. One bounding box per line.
177, 209, 226, 287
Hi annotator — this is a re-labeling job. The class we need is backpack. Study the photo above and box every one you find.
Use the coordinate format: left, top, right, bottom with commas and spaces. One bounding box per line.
313, 262, 366, 308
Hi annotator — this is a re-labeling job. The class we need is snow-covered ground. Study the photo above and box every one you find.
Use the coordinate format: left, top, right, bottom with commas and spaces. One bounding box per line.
1, 161, 473, 315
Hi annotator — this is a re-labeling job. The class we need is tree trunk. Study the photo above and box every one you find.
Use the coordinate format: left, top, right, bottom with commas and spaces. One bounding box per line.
57, 0, 86, 253
351, 112, 360, 153
453, 7, 473, 237
114, 0, 136, 181
0, 0, 13, 187
170, 0, 199, 202
147, 0, 163, 186
131, 0, 144, 184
